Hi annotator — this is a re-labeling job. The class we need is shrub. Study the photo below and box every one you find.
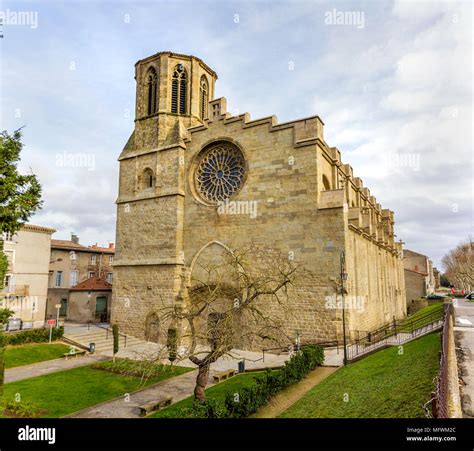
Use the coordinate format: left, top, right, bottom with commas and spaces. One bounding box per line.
2, 400, 43, 418
199, 344, 325, 418
112, 323, 119, 356
92, 357, 169, 381
6, 326, 64, 345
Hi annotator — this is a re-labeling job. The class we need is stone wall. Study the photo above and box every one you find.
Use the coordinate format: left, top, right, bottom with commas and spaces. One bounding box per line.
112, 52, 408, 350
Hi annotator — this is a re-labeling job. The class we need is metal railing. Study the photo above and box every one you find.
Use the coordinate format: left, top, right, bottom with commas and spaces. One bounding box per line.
262, 339, 341, 362
431, 303, 452, 418
347, 304, 446, 361
87, 321, 128, 348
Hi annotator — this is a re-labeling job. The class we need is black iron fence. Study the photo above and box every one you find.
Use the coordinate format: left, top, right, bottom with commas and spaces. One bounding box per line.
347, 304, 446, 361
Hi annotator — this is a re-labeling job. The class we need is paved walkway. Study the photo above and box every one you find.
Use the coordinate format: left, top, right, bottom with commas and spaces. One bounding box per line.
251, 366, 339, 418
453, 297, 474, 418
5, 354, 109, 384
67, 368, 199, 418
65, 346, 341, 418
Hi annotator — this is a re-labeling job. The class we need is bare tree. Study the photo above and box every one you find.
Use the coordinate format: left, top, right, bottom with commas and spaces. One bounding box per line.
442, 238, 474, 293
160, 246, 299, 402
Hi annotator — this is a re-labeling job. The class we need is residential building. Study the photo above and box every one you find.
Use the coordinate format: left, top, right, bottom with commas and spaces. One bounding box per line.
47, 234, 115, 322
403, 249, 436, 306
1, 224, 56, 328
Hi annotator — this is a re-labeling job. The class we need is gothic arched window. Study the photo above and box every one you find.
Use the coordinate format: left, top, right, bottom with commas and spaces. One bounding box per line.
146, 67, 158, 116
171, 64, 187, 114
200, 75, 209, 120
142, 168, 154, 190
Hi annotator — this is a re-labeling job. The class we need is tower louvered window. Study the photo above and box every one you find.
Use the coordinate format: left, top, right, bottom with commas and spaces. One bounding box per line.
171, 64, 187, 114
200, 75, 209, 120
147, 67, 158, 115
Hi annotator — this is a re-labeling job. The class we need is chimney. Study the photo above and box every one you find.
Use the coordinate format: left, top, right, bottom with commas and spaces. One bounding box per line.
108, 243, 114, 249
71, 233, 79, 244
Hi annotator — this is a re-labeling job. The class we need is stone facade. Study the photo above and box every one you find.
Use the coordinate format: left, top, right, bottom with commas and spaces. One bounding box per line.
111, 51, 407, 348
403, 249, 436, 307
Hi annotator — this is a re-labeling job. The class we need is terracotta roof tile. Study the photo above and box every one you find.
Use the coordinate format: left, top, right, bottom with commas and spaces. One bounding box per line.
22, 224, 56, 234
70, 277, 112, 291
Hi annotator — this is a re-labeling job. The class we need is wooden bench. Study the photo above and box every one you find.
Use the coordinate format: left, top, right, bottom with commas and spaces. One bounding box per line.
139, 396, 173, 417
63, 350, 87, 360
213, 369, 236, 383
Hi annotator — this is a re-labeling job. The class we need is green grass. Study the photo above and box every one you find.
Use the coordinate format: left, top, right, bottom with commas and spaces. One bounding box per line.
280, 332, 440, 418
5, 343, 71, 369
399, 302, 444, 332
149, 372, 262, 418
2, 364, 192, 418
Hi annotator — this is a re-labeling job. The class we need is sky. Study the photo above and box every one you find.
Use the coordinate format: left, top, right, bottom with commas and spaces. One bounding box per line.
0, 0, 472, 269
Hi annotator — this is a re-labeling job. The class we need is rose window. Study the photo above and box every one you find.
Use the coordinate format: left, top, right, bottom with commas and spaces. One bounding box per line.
195, 143, 246, 203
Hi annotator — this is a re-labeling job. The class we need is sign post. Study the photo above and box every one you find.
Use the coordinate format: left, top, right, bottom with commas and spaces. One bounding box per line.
47, 319, 56, 343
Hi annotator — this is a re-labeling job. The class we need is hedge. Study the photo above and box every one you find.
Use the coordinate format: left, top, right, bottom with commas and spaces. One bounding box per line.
167, 344, 324, 418
4, 326, 64, 345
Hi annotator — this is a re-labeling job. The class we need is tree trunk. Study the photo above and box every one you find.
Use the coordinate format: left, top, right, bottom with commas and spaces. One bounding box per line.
194, 363, 210, 402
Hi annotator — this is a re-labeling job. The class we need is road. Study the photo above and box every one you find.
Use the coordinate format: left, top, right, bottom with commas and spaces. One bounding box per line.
453, 297, 474, 418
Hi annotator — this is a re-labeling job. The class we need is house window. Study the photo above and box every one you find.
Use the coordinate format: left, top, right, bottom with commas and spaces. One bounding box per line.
90, 255, 97, 264
70, 270, 78, 287
2, 232, 13, 242
109, 255, 113, 264
171, 64, 187, 114
70, 251, 77, 261
3, 275, 10, 291
200, 75, 209, 120
106, 272, 113, 284
146, 67, 158, 115
88, 271, 95, 279
55, 271, 63, 287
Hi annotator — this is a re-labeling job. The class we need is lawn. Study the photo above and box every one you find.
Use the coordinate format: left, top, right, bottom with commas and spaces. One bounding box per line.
280, 332, 440, 418
399, 302, 444, 332
2, 364, 192, 418
149, 372, 262, 418
4, 342, 71, 369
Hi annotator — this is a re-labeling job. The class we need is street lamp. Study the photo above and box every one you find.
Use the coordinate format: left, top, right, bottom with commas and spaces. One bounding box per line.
340, 251, 348, 365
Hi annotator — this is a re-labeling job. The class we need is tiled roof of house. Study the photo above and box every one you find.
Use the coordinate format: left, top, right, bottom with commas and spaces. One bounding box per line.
70, 277, 112, 291
51, 240, 115, 254
22, 224, 56, 234
51, 239, 90, 251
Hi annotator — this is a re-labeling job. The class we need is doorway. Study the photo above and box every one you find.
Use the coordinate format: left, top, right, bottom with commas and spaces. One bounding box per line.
95, 296, 108, 323
59, 298, 68, 317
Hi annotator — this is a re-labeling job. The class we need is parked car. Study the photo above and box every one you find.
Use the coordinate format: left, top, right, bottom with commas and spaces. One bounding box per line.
426, 294, 447, 300
464, 292, 474, 300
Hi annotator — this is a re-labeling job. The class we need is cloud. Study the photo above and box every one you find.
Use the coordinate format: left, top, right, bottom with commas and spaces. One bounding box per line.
2, 0, 472, 269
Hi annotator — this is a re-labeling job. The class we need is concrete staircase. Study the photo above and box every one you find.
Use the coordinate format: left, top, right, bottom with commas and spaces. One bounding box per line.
64, 325, 144, 354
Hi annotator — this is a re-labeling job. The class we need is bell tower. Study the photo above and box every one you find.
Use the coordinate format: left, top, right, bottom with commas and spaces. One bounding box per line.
133, 51, 218, 149
111, 52, 218, 342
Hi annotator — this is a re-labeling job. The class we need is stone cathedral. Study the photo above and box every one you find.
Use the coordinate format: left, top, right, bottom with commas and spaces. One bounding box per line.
111, 51, 407, 349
